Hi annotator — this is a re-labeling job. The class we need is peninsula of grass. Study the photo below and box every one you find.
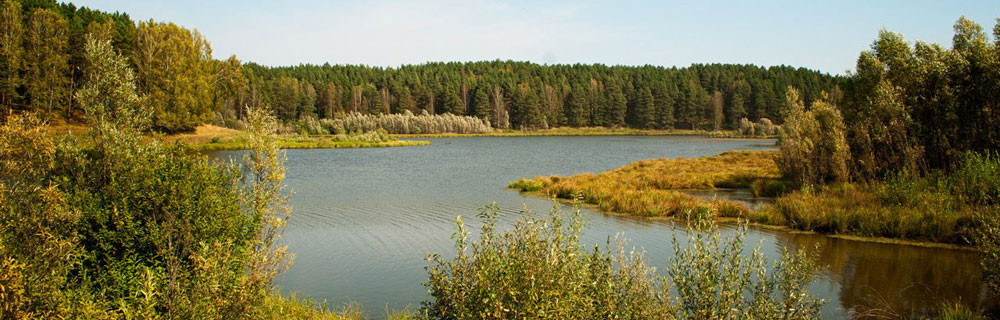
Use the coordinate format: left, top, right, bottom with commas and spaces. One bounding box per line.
162, 125, 430, 151
184, 137, 430, 152
509, 151, 784, 218
509, 150, 991, 245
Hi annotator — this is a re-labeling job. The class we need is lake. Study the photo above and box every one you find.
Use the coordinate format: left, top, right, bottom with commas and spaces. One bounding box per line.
210, 136, 994, 319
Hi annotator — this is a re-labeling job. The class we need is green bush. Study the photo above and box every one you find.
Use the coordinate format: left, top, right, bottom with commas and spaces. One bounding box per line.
423, 204, 824, 319
950, 152, 1000, 206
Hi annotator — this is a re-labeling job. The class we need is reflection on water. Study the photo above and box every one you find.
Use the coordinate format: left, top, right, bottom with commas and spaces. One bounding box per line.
209, 136, 992, 319
772, 231, 995, 317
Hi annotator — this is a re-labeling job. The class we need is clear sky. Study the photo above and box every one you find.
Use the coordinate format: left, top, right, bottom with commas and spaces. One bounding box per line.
74, 0, 999, 75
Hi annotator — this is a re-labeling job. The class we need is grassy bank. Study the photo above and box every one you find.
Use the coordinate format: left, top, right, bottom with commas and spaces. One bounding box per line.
392, 127, 735, 138
160, 125, 430, 151
185, 137, 430, 152
509, 150, 993, 245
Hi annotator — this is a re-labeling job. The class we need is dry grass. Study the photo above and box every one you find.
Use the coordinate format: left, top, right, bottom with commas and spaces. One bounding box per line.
161, 125, 431, 151
161, 124, 243, 144
510, 151, 781, 218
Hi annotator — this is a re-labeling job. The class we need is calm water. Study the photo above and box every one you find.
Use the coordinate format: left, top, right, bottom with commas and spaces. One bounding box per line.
211, 136, 993, 319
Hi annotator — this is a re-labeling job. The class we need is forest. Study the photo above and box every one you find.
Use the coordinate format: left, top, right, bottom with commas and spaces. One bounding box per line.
0, 0, 840, 133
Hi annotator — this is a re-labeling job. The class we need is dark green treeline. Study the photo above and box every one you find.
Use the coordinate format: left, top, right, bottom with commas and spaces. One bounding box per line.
0, 0, 841, 132
243, 62, 841, 131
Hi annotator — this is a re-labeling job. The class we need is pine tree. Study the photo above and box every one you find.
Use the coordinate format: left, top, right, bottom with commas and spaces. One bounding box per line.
565, 85, 589, 127
606, 85, 627, 127
470, 87, 490, 120
631, 88, 655, 129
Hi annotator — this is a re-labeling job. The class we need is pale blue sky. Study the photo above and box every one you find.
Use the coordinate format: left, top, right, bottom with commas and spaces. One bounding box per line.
74, 0, 1000, 74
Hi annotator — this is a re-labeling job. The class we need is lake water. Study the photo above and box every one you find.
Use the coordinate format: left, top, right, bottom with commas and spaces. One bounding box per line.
210, 136, 994, 319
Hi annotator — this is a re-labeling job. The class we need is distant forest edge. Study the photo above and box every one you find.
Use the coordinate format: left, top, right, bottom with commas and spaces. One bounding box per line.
0, 0, 841, 133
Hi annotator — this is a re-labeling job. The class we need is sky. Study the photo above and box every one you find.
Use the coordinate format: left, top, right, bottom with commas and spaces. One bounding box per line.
74, 0, 1000, 75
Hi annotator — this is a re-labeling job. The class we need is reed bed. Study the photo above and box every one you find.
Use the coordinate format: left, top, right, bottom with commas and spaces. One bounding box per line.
297, 111, 493, 135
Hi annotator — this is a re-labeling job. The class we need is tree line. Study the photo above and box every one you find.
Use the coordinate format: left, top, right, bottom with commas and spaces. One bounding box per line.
244, 62, 840, 131
1, 0, 842, 133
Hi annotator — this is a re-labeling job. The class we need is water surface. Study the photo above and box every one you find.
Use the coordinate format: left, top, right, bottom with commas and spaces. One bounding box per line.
211, 136, 992, 319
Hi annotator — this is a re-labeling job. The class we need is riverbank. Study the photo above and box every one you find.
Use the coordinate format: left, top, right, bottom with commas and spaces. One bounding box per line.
509, 150, 989, 246
392, 127, 749, 138
163, 125, 431, 151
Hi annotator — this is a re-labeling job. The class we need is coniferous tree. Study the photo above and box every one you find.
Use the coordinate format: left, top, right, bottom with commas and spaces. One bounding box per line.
631, 88, 655, 129
470, 87, 490, 120
606, 85, 627, 127
565, 85, 589, 127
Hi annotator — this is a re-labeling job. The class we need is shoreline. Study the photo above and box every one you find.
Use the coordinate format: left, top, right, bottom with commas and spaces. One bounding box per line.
509, 186, 976, 251
391, 127, 778, 138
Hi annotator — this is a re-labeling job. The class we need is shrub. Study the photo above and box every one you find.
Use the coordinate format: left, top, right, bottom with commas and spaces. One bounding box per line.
423, 203, 824, 319
950, 151, 1000, 206
668, 219, 823, 319
976, 206, 1000, 296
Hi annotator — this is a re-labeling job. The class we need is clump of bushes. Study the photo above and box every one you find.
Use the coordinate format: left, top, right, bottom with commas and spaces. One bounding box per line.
737, 117, 780, 137
295, 110, 493, 135
424, 203, 824, 319
776, 88, 851, 187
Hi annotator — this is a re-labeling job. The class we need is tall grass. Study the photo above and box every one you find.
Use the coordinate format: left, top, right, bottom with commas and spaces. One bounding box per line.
765, 152, 1000, 244
423, 203, 824, 319
296, 110, 493, 135
509, 151, 783, 218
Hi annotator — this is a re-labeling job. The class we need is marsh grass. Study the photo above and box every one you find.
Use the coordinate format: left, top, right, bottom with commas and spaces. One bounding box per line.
509, 151, 782, 218
181, 130, 430, 152
764, 153, 1000, 244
